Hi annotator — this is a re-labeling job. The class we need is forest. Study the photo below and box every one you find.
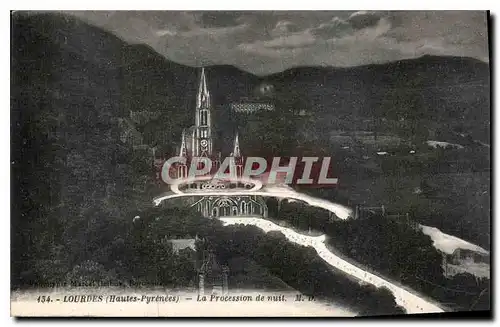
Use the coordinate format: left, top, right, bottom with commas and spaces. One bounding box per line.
271, 201, 490, 311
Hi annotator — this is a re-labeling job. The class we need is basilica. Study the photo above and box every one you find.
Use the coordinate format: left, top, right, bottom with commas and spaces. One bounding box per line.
174, 68, 268, 219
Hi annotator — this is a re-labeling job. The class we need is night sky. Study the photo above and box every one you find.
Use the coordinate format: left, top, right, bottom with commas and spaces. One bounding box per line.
63, 11, 489, 75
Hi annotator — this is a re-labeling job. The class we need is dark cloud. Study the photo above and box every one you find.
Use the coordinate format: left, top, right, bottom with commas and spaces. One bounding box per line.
309, 12, 383, 40
61, 11, 489, 75
347, 11, 382, 30
196, 11, 244, 28
271, 20, 300, 37
310, 17, 353, 39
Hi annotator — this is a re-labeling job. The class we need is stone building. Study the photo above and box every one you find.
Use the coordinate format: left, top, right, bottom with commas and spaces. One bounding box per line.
172, 68, 268, 220
198, 250, 229, 296
230, 97, 275, 113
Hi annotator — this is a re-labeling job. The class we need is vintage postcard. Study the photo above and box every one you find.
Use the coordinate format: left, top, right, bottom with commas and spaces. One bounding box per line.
10, 10, 491, 317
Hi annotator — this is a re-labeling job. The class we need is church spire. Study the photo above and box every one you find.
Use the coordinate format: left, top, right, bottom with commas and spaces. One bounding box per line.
197, 67, 210, 108
179, 129, 188, 157
233, 132, 241, 158
194, 67, 213, 157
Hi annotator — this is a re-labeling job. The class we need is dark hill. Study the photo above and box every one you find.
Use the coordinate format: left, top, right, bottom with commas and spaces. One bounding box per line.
14, 12, 491, 146
11, 12, 491, 288
264, 55, 489, 127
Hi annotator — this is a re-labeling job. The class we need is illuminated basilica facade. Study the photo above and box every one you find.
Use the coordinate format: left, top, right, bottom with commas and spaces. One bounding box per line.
175, 68, 268, 219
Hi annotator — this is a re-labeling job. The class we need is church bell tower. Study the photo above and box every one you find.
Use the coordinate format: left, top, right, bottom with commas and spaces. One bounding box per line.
193, 68, 213, 157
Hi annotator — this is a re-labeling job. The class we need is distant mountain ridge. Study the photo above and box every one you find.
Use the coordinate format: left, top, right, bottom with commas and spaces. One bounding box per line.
12, 11, 490, 145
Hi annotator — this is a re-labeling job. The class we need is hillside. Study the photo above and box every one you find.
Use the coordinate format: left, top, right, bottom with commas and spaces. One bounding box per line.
11, 12, 157, 287
10, 11, 300, 290
14, 13, 491, 145
11, 12, 491, 287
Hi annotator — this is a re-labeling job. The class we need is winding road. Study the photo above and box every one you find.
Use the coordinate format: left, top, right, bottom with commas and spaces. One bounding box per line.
153, 185, 445, 314
220, 217, 444, 315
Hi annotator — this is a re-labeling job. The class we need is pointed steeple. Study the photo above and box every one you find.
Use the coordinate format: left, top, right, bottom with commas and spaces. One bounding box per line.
232, 132, 241, 158
179, 129, 188, 157
197, 67, 210, 108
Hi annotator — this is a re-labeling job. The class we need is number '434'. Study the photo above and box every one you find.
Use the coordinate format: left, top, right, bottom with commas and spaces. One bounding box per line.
37, 296, 51, 303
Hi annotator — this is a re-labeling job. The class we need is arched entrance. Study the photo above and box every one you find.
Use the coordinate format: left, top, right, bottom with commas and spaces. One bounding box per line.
212, 197, 237, 218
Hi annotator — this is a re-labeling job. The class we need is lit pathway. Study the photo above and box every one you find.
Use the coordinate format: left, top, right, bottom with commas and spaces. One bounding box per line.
154, 185, 352, 220
154, 185, 444, 314
220, 216, 445, 315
